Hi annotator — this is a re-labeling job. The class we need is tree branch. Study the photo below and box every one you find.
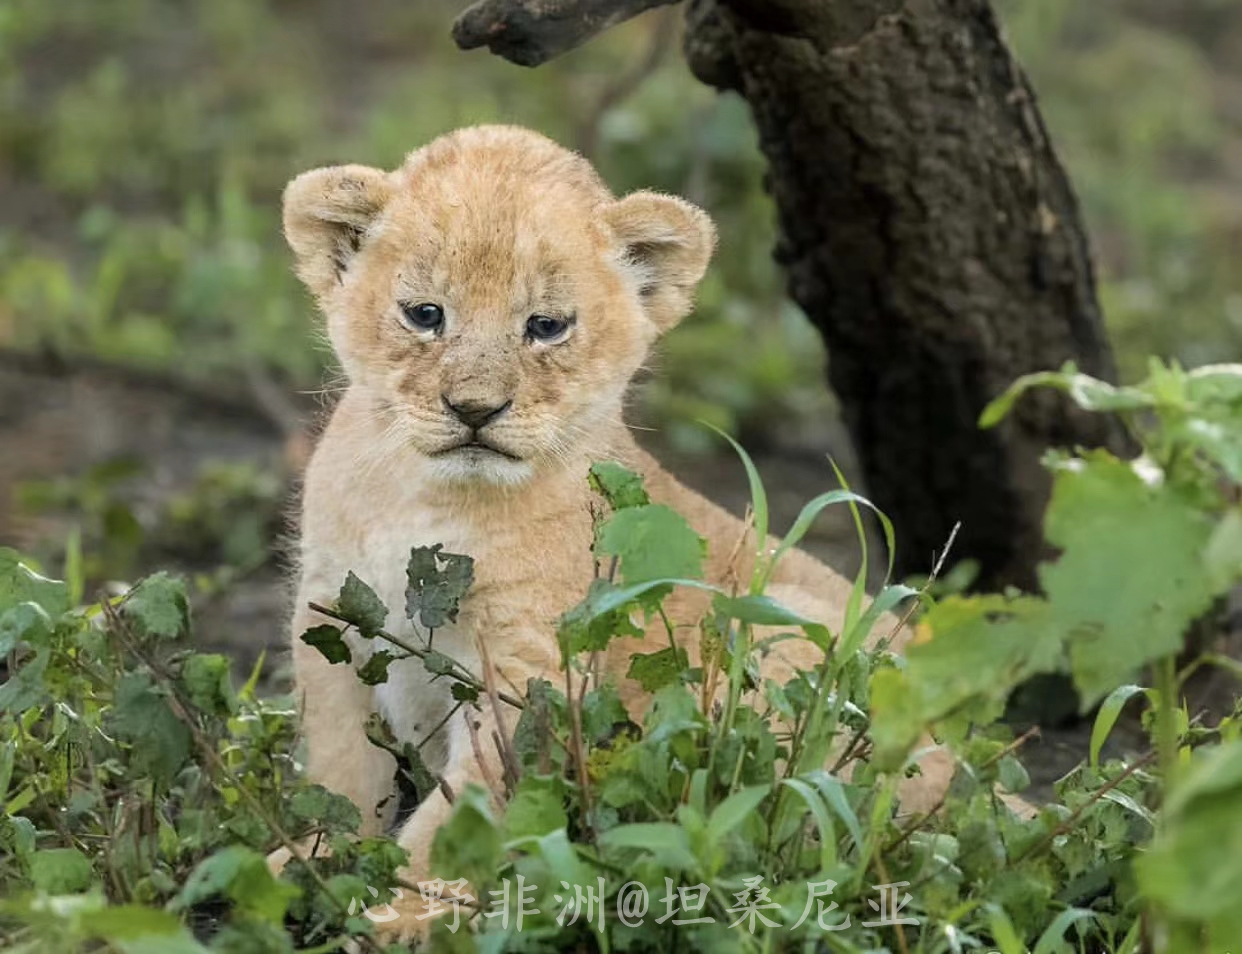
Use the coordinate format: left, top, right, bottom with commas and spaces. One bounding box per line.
453, 0, 681, 67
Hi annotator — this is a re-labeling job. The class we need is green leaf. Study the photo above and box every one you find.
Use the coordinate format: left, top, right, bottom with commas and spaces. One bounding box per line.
704, 424, 769, 556
79, 905, 198, 941
422, 649, 458, 677
357, 649, 395, 686
0, 549, 69, 617
1138, 742, 1242, 933
121, 572, 190, 640
1042, 453, 1215, 704
711, 593, 815, 627
979, 362, 1155, 429
706, 784, 770, 843
29, 847, 93, 893
289, 784, 362, 833
626, 646, 688, 692
767, 489, 896, 588
504, 774, 567, 840
450, 681, 480, 704
869, 595, 1062, 770
299, 624, 351, 665
778, 778, 836, 870
109, 672, 192, 788
581, 683, 629, 742
179, 653, 236, 717
0, 602, 53, 655
176, 845, 301, 924
1090, 684, 1146, 769
430, 784, 502, 888
598, 822, 699, 871
595, 505, 705, 584
0, 647, 50, 713
588, 461, 650, 510
336, 571, 388, 637
405, 545, 474, 629
1204, 509, 1242, 592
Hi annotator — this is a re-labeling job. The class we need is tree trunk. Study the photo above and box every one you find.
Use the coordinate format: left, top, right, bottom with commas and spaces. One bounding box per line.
455, 0, 1131, 591
681, 0, 1128, 590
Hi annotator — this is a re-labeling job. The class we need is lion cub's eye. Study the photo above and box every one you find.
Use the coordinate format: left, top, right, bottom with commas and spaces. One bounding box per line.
526, 314, 572, 343
399, 302, 445, 333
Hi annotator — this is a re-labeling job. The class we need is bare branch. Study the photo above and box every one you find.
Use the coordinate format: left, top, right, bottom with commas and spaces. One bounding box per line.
453, 0, 681, 67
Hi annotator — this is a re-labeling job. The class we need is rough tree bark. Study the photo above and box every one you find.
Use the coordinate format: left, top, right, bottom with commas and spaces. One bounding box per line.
455, 0, 1130, 591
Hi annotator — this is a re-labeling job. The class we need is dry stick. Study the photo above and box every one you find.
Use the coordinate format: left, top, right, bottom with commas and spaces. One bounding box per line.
886, 520, 962, 645
307, 601, 525, 710
476, 636, 522, 792
565, 656, 595, 839
100, 603, 386, 954
464, 710, 506, 811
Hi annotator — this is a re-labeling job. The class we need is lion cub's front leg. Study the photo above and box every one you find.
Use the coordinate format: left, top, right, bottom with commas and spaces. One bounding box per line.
375, 703, 512, 944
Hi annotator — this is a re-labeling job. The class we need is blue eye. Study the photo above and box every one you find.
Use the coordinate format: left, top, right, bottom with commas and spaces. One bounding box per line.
399, 302, 444, 332
526, 314, 571, 342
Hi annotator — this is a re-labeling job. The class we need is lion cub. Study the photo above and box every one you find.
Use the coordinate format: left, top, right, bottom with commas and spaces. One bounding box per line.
282, 125, 941, 936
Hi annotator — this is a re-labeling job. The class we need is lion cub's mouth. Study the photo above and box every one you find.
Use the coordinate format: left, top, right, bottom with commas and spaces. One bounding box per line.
436, 440, 522, 462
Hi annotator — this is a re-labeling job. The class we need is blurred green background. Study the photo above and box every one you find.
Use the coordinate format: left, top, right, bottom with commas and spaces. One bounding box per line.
4, 0, 1237, 446
1, 0, 1241, 602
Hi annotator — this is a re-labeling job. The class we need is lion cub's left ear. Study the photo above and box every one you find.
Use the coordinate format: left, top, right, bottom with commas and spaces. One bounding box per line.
605, 191, 717, 332
283, 164, 394, 302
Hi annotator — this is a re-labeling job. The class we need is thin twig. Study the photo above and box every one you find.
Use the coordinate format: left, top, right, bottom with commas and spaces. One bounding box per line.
307, 601, 525, 710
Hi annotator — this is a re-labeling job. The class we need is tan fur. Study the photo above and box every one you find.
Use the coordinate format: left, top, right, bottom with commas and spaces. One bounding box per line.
279, 126, 953, 940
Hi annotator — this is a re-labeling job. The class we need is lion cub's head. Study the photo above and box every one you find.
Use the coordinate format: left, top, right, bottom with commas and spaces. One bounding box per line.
283, 125, 715, 485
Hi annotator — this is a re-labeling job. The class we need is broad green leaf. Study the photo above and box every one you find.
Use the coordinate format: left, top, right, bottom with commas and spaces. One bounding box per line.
1204, 509, 1242, 592
581, 682, 630, 742
121, 572, 190, 640
504, 774, 567, 840
109, 672, 192, 788
1042, 453, 1215, 704
0, 549, 69, 617
289, 784, 361, 833
588, 460, 649, 510
406, 545, 474, 629
626, 646, 688, 692
869, 595, 1061, 770
595, 504, 705, 584
357, 649, 395, 685
598, 822, 698, 871
299, 624, 351, 665
179, 653, 235, 717
779, 778, 836, 870
711, 593, 815, 627
809, 772, 865, 852
176, 845, 300, 924
29, 847, 93, 893
1090, 684, 1146, 769
337, 571, 388, 637
430, 784, 502, 888
0, 602, 53, 655
1138, 742, 1242, 928
707, 784, 770, 843
0, 647, 50, 713
79, 905, 197, 940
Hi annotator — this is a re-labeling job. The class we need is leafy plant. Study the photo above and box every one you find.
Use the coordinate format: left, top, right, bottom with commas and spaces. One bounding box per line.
3, 359, 1241, 952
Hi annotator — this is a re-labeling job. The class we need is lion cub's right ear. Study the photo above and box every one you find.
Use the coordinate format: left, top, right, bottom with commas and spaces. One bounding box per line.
283, 165, 393, 301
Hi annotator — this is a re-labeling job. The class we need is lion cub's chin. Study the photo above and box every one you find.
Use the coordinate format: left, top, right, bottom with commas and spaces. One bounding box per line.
425, 445, 537, 487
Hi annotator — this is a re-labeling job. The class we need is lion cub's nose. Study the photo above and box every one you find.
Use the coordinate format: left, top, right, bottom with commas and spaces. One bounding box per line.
442, 395, 512, 430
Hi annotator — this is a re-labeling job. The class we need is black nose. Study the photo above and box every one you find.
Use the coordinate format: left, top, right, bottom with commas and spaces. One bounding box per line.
442, 396, 511, 430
